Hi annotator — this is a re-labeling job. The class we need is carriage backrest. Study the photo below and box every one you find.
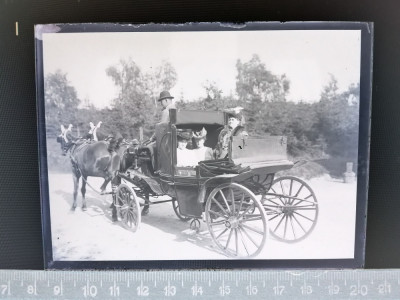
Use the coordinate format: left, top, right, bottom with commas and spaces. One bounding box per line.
231, 135, 289, 166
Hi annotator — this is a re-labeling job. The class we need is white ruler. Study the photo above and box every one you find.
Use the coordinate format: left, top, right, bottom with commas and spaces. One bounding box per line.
0, 269, 398, 299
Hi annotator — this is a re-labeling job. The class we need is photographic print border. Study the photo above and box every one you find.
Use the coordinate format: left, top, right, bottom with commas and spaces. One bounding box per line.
35, 22, 373, 269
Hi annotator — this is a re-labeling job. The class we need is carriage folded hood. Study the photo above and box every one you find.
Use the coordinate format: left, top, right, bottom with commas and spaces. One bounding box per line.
172, 109, 225, 125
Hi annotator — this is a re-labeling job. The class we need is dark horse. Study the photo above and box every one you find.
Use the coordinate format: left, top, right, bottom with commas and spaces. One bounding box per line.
57, 134, 121, 212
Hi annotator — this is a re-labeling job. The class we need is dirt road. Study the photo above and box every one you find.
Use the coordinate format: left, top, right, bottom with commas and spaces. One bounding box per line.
47, 172, 358, 261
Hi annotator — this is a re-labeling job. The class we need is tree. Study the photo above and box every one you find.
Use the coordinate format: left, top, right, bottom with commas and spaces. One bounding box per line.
236, 54, 290, 103
106, 58, 154, 134
144, 60, 178, 111
235, 54, 290, 135
44, 70, 80, 136
316, 75, 360, 161
106, 58, 178, 139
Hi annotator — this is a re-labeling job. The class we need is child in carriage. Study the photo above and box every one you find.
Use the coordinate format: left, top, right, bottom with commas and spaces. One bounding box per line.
192, 127, 214, 162
176, 129, 196, 167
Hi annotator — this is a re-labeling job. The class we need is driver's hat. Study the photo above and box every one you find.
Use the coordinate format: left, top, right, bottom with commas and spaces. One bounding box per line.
158, 91, 174, 102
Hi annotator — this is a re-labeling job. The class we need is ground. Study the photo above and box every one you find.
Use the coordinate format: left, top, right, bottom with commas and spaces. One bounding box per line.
47, 172, 357, 261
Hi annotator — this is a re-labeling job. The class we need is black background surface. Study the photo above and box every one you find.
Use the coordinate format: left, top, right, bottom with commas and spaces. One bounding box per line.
0, 0, 398, 269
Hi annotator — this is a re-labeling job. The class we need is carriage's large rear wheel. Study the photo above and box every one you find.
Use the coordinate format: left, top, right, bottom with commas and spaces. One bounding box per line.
263, 176, 318, 243
115, 183, 141, 233
205, 183, 268, 258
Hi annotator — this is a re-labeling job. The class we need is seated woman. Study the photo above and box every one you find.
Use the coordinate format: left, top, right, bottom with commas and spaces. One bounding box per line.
192, 127, 214, 163
176, 130, 197, 167
215, 107, 248, 159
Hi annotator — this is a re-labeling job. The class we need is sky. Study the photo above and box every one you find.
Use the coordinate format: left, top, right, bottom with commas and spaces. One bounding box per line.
42, 29, 361, 109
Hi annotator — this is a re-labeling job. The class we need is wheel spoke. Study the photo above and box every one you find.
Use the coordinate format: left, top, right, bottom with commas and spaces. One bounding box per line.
238, 202, 256, 217
279, 180, 285, 198
238, 228, 249, 256
291, 198, 317, 206
210, 220, 226, 226
230, 188, 235, 213
239, 225, 260, 248
291, 191, 314, 205
235, 229, 239, 256
292, 213, 307, 233
225, 229, 234, 250
293, 211, 315, 222
241, 223, 264, 236
241, 215, 263, 222
238, 193, 244, 214
293, 207, 318, 211
263, 204, 282, 209
283, 215, 289, 239
289, 215, 297, 239
269, 212, 283, 221
294, 184, 304, 198
209, 209, 227, 219
273, 214, 286, 233
263, 197, 282, 207
212, 197, 229, 216
216, 228, 229, 240
219, 190, 231, 213
208, 209, 226, 219
270, 187, 286, 205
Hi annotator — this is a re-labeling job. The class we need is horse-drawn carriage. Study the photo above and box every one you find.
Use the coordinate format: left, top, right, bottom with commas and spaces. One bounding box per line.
111, 109, 318, 258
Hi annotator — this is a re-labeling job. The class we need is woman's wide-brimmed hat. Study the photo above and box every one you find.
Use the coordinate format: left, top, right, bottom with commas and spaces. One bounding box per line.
177, 129, 192, 140
158, 91, 174, 102
193, 127, 207, 140
224, 106, 244, 119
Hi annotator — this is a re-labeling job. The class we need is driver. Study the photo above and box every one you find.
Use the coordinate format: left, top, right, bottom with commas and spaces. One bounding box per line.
147, 91, 176, 167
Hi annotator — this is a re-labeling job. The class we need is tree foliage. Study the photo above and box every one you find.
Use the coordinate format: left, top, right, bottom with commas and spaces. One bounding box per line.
104, 58, 178, 138
236, 54, 290, 103
45, 56, 360, 172
44, 70, 80, 136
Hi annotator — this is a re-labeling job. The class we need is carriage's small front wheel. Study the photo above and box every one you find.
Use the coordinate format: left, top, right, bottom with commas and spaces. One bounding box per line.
263, 176, 318, 243
115, 183, 141, 233
205, 183, 268, 258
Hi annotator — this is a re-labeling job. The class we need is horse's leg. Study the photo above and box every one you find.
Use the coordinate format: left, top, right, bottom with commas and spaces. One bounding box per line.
81, 175, 87, 211
72, 171, 80, 211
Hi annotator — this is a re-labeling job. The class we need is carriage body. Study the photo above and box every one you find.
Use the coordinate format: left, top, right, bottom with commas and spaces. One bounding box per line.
116, 109, 318, 258
138, 109, 294, 217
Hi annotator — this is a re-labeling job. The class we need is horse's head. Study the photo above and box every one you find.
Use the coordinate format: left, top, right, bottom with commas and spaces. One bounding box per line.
57, 124, 73, 154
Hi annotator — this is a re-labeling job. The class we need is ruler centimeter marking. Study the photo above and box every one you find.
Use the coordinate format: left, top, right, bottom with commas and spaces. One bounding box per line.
1, 270, 400, 299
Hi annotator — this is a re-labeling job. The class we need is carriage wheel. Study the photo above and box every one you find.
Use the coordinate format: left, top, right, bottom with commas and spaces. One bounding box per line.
263, 176, 318, 243
205, 183, 268, 258
172, 199, 191, 222
115, 183, 141, 233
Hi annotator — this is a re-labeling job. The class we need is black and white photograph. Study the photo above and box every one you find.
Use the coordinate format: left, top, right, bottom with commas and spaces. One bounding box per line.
35, 23, 372, 267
